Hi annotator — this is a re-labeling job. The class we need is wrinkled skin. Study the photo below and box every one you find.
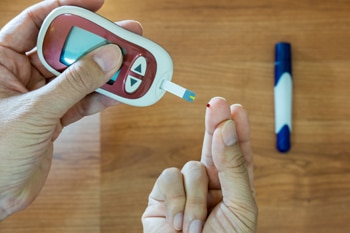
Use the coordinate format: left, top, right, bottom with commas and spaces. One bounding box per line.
0, 0, 142, 220
142, 97, 258, 233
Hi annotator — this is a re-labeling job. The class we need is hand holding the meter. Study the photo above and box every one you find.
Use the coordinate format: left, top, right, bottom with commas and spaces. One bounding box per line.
142, 97, 258, 233
0, 0, 142, 220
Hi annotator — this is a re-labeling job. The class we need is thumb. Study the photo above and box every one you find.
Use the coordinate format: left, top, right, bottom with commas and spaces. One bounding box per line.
212, 120, 256, 210
38, 44, 122, 116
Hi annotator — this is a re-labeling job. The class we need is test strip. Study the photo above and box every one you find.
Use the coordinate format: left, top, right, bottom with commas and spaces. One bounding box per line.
161, 80, 196, 102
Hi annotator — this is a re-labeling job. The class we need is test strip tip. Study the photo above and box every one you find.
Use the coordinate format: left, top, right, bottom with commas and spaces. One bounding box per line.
161, 80, 196, 103
183, 90, 196, 102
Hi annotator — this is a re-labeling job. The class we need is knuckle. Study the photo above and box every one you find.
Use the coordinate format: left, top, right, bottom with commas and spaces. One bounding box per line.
182, 161, 204, 172
158, 168, 185, 201
160, 167, 181, 180
226, 146, 247, 173
74, 98, 91, 120
182, 161, 206, 181
158, 167, 182, 188
186, 195, 206, 206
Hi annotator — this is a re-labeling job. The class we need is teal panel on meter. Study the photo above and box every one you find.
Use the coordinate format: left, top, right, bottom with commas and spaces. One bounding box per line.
60, 26, 108, 65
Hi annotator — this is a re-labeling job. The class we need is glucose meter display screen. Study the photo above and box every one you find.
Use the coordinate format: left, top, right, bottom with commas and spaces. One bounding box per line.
60, 26, 120, 84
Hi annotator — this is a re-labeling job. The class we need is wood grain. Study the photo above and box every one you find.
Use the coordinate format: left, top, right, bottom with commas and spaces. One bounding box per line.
1, 0, 350, 232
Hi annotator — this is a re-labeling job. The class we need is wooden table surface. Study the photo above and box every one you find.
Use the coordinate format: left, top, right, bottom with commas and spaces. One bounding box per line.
1, 0, 350, 232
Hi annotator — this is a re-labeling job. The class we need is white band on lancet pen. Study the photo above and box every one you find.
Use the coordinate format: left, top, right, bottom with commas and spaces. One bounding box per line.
161, 80, 196, 102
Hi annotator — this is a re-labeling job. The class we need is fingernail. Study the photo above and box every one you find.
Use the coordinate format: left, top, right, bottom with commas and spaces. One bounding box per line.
232, 103, 243, 108
189, 220, 202, 233
222, 120, 237, 146
173, 213, 183, 231
93, 44, 122, 72
213, 96, 226, 101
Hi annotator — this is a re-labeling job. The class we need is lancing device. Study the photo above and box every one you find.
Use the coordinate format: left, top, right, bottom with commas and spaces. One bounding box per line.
274, 42, 292, 153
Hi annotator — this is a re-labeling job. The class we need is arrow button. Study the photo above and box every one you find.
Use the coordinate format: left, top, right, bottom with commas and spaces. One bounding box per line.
131, 56, 147, 76
125, 75, 142, 94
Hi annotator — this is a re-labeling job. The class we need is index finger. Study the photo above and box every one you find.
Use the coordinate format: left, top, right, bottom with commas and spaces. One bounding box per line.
0, 0, 104, 53
201, 97, 232, 189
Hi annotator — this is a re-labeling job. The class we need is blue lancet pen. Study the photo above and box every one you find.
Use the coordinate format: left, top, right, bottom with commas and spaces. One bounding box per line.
274, 42, 292, 153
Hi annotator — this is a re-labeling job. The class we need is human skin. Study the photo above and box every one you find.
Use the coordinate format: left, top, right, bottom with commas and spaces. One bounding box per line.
142, 97, 258, 233
0, 0, 142, 220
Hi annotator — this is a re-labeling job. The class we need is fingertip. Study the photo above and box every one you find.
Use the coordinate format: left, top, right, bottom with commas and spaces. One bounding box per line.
212, 119, 246, 174
116, 20, 143, 35
207, 96, 227, 107
59, 0, 104, 12
205, 97, 231, 135
221, 120, 238, 147
173, 212, 184, 231
189, 220, 203, 233
230, 104, 247, 120
37, 44, 122, 118
230, 103, 243, 111
230, 103, 251, 143
92, 44, 122, 74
